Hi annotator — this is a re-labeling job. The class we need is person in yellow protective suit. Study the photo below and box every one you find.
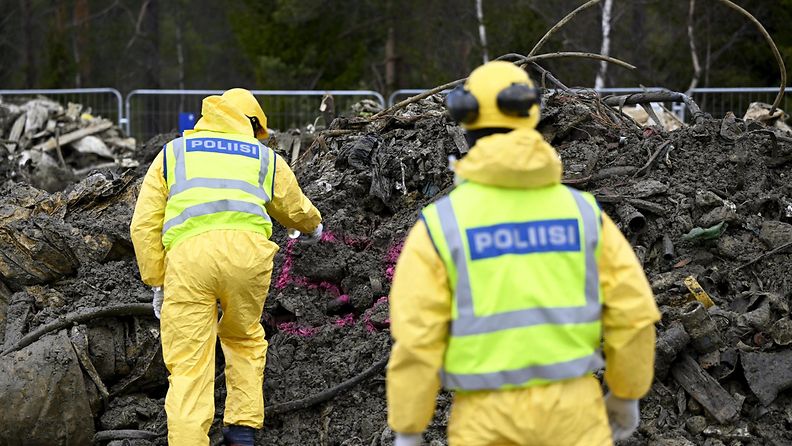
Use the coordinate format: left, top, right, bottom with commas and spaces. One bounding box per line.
130, 88, 322, 446
386, 61, 661, 446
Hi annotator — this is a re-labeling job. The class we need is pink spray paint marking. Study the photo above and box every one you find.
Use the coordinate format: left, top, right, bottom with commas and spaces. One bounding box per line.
274, 238, 299, 290
334, 313, 356, 327
385, 241, 404, 280
273, 231, 404, 335
277, 321, 319, 338
364, 296, 390, 333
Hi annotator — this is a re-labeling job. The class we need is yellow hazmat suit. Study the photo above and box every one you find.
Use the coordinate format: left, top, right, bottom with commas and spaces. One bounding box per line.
386, 127, 660, 445
130, 90, 321, 445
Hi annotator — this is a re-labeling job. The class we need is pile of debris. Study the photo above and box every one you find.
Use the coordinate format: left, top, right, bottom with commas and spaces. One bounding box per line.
273, 89, 792, 445
1, 89, 791, 445
0, 97, 137, 192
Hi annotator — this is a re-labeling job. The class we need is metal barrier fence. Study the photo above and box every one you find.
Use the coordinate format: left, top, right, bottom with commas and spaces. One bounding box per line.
389, 87, 687, 120
0, 88, 124, 126
0, 87, 787, 139
689, 88, 790, 119
388, 89, 449, 107
126, 89, 385, 142
389, 87, 791, 120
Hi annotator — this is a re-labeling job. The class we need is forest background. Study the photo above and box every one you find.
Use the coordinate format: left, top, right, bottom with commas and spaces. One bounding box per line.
1, 0, 791, 94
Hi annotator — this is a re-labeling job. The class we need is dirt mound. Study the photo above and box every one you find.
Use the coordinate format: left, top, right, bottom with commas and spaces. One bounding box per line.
0, 91, 791, 445
272, 90, 792, 445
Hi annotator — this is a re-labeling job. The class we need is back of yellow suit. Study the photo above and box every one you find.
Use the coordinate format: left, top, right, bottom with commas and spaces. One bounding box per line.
130, 89, 322, 445
386, 63, 660, 445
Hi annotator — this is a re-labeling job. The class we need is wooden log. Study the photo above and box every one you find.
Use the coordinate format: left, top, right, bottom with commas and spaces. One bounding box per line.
671, 354, 739, 423
32, 121, 113, 152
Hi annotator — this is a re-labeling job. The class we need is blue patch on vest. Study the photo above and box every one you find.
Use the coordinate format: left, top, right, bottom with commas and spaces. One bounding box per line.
186, 138, 259, 159
466, 219, 581, 260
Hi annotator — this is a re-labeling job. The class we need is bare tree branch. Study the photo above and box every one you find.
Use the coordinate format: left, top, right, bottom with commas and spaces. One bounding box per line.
686, 0, 702, 94
503, 51, 636, 71
125, 0, 152, 50
715, 0, 786, 114
371, 51, 636, 119
67, 0, 121, 28
529, 0, 602, 57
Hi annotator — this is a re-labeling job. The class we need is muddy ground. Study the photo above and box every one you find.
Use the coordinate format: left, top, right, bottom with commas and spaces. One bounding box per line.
1, 91, 792, 445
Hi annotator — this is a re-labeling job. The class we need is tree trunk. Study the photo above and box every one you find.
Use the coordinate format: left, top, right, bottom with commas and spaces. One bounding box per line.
143, 0, 160, 88
685, 0, 701, 94
476, 0, 489, 63
72, 0, 91, 87
631, 0, 647, 76
594, 0, 613, 89
20, 0, 35, 87
385, 27, 396, 92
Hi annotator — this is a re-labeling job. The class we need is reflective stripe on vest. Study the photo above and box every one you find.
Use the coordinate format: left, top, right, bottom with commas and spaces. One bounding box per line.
161, 134, 274, 248
442, 351, 604, 390
167, 137, 272, 201
162, 199, 271, 234
431, 186, 603, 390
436, 187, 601, 337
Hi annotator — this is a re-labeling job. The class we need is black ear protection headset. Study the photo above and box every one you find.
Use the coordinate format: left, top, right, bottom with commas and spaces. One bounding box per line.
247, 115, 263, 135
446, 82, 540, 124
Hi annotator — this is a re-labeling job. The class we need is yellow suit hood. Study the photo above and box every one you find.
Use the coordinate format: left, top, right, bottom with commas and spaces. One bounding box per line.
454, 128, 562, 189
193, 89, 269, 138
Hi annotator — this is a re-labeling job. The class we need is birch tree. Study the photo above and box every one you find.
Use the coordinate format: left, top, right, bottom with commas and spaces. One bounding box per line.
594, 0, 613, 89
476, 0, 489, 63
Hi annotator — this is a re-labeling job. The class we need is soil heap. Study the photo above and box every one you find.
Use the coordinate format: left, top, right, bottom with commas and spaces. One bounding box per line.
1, 91, 791, 445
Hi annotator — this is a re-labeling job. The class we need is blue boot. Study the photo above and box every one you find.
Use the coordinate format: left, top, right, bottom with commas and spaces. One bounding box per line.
223, 425, 256, 446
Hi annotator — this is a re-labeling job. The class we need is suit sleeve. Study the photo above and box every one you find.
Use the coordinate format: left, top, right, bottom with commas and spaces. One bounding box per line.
130, 150, 168, 286
387, 220, 451, 434
599, 212, 661, 399
264, 153, 322, 233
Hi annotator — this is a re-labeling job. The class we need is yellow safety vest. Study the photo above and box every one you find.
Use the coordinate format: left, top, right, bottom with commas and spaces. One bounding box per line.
161, 130, 275, 250
421, 182, 603, 391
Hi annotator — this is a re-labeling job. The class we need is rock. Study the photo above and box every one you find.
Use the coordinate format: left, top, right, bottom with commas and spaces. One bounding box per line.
695, 190, 724, 209
686, 415, 707, 435
716, 234, 746, 260
0, 213, 79, 288
770, 318, 792, 345
741, 350, 792, 405
698, 203, 738, 228
0, 330, 94, 444
632, 179, 669, 197
759, 220, 792, 249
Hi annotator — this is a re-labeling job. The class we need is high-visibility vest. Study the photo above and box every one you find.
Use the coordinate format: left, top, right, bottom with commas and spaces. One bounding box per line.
421, 182, 603, 391
161, 130, 275, 250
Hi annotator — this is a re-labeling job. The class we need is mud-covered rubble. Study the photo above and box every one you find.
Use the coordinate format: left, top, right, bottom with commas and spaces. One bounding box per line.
284, 90, 792, 445
0, 97, 137, 192
0, 90, 791, 445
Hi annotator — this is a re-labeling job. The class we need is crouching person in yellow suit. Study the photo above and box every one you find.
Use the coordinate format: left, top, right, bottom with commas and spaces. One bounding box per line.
386, 62, 661, 446
130, 88, 322, 446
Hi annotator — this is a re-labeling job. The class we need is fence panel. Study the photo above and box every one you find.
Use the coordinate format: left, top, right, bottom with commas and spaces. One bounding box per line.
390, 87, 792, 121
388, 87, 687, 120
0, 88, 124, 127
388, 89, 451, 106
126, 89, 385, 142
689, 87, 791, 118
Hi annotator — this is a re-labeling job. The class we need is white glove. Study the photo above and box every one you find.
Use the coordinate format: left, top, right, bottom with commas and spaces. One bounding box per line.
604, 393, 640, 441
393, 433, 422, 446
152, 286, 164, 319
304, 223, 323, 244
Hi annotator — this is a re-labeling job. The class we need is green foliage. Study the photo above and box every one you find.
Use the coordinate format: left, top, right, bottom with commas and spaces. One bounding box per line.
229, 0, 385, 89
4, 0, 792, 95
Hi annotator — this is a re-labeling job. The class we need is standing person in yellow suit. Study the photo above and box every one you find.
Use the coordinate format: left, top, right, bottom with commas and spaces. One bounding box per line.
386, 61, 661, 446
131, 89, 322, 446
